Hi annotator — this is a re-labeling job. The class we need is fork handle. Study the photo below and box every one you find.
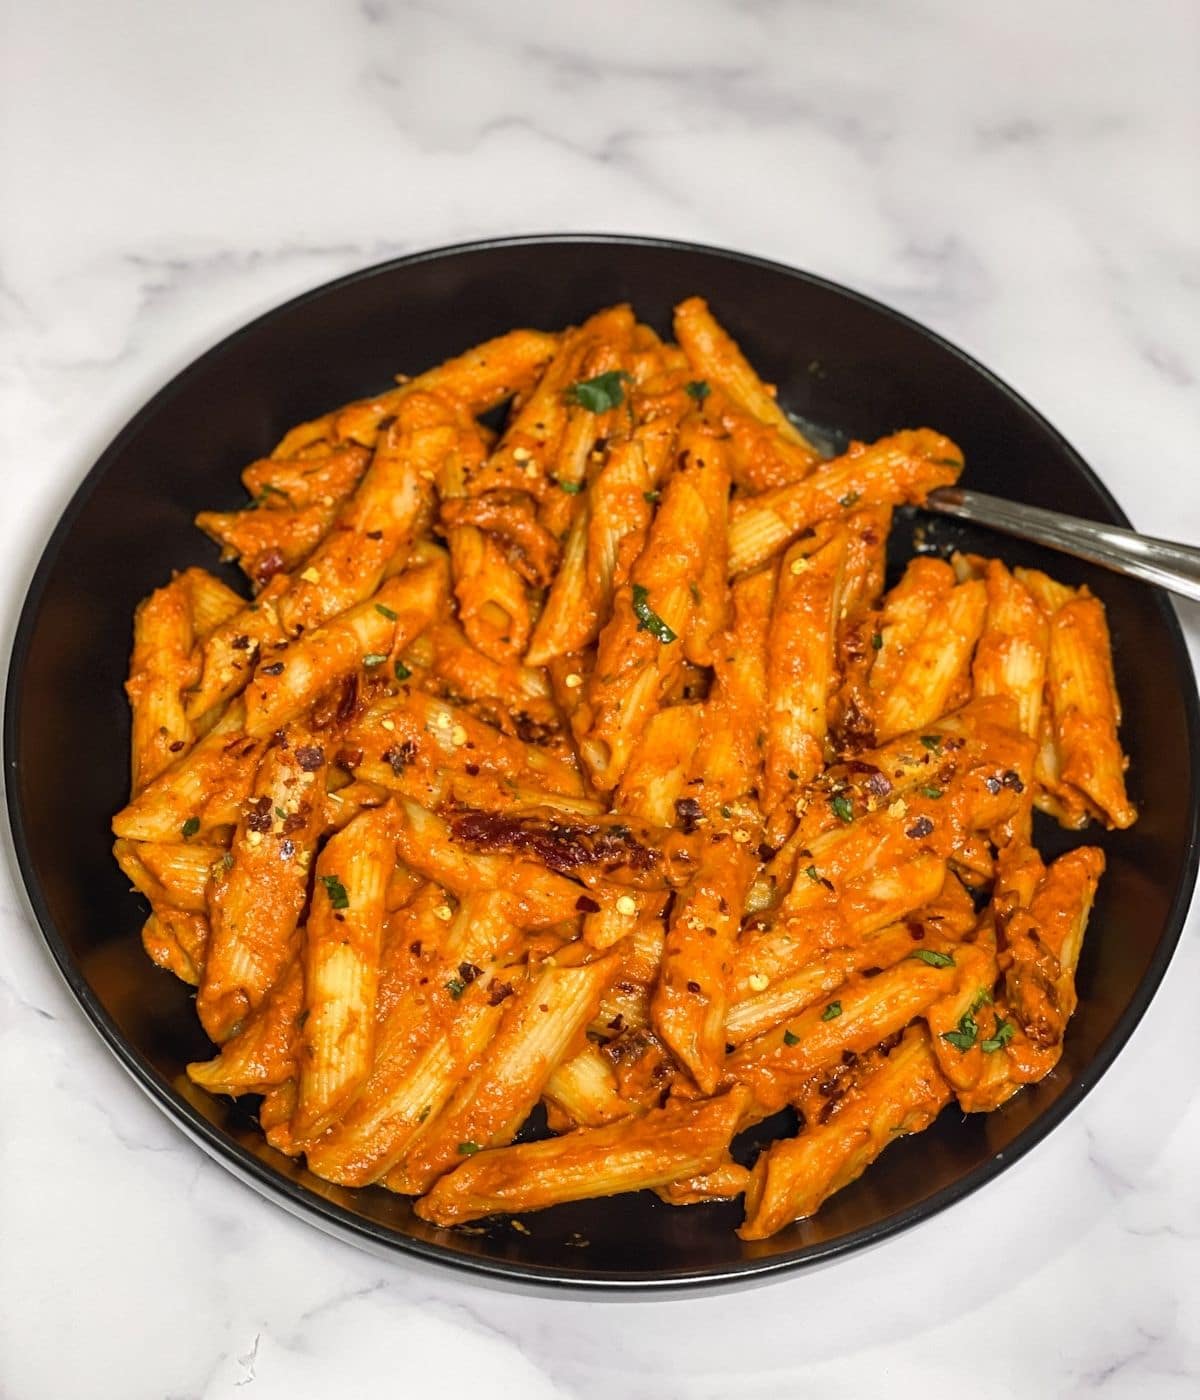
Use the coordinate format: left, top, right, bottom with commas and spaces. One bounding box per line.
923, 487, 1200, 605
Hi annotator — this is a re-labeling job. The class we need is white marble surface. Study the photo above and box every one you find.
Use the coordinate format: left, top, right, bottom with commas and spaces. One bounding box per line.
3, 1, 1199, 1395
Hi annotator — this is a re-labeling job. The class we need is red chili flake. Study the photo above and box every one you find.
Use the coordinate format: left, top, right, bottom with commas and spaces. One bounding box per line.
409, 940, 422, 957
335, 673, 359, 725
458, 961, 483, 984
382, 740, 417, 775
488, 981, 514, 1006
686, 980, 702, 994
332, 746, 363, 769
906, 816, 935, 839
231, 634, 252, 651
281, 806, 308, 834
254, 549, 285, 585
464, 762, 480, 776
294, 745, 325, 772
260, 661, 285, 676
168, 740, 185, 752
674, 797, 703, 834
365, 529, 384, 540
863, 769, 892, 800
575, 894, 601, 914
1001, 770, 1026, 793
245, 796, 273, 833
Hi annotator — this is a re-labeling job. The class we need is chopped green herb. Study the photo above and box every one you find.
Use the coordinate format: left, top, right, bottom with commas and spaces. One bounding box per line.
566, 370, 630, 413
941, 1009, 979, 1052
418, 1105, 431, 1123
684, 379, 711, 403
981, 1016, 1015, 1053
689, 581, 701, 604
255, 483, 291, 506
362, 652, 387, 667
457, 1141, 482, 1155
821, 1001, 843, 1021
804, 865, 822, 883
909, 948, 955, 968
222, 852, 234, 871
275, 806, 287, 821
445, 977, 467, 1000
375, 603, 398, 621
631, 583, 677, 644
320, 874, 349, 910
783, 1029, 800, 1046
787, 768, 800, 781
643, 489, 661, 505
838, 491, 860, 508
919, 734, 942, 752
970, 987, 994, 1013
921, 786, 944, 800
393, 660, 412, 681
181, 816, 200, 841
871, 631, 884, 651
720, 805, 733, 819
557, 478, 584, 494
830, 793, 854, 823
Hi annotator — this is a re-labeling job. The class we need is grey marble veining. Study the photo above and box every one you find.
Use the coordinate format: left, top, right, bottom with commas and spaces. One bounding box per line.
2, 1, 1198, 1396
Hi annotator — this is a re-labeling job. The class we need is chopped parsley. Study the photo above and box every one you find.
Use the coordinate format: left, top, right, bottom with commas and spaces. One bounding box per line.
255, 482, 291, 506
689, 581, 701, 604
941, 1008, 979, 1052
981, 1016, 1015, 1053
566, 370, 630, 413
909, 948, 955, 968
375, 603, 398, 621
871, 631, 884, 650
830, 793, 854, 824
684, 380, 711, 402
445, 977, 467, 1000
180, 816, 200, 841
557, 478, 584, 494
274, 806, 287, 820
631, 584, 677, 643
457, 1141, 482, 1155
783, 1029, 800, 1046
222, 852, 234, 871
394, 660, 412, 681
919, 734, 943, 753
839, 491, 860, 508
643, 489, 661, 505
805, 865, 822, 883
921, 786, 944, 800
821, 1001, 843, 1021
320, 874, 349, 910
362, 652, 387, 667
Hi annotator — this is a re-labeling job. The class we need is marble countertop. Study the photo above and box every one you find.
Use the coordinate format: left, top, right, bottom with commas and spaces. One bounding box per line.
3, 1, 1198, 1396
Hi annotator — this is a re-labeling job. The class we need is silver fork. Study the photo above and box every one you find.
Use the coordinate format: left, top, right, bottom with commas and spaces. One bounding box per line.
923, 487, 1200, 604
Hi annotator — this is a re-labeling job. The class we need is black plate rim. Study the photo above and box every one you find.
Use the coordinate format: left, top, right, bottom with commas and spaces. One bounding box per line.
6, 231, 1198, 1292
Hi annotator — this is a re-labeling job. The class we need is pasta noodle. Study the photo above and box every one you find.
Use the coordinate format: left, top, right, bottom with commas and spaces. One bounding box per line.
115, 297, 1135, 1239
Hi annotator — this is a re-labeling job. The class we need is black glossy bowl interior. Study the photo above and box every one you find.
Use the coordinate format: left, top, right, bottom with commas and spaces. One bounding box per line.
7, 235, 1198, 1290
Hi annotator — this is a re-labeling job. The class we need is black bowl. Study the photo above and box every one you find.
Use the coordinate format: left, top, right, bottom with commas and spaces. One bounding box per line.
7, 235, 1198, 1291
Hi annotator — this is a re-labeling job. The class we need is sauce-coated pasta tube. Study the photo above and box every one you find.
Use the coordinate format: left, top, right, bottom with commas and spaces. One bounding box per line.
415, 1085, 748, 1226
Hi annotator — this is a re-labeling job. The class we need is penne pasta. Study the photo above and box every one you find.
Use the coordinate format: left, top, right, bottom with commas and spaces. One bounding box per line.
415, 1086, 749, 1226
117, 303, 1136, 1238
293, 804, 396, 1140
197, 729, 327, 1042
